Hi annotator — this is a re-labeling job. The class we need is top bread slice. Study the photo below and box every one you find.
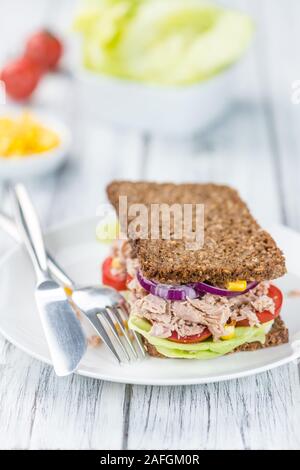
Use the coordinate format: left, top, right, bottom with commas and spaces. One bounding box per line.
107, 181, 286, 285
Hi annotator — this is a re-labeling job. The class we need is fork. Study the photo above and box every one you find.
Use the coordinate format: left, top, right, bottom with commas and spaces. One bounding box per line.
10, 184, 87, 376
0, 210, 146, 363
71, 285, 146, 363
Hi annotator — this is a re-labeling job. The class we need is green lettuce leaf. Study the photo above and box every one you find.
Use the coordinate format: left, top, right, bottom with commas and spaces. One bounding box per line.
73, 0, 254, 85
129, 316, 268, 359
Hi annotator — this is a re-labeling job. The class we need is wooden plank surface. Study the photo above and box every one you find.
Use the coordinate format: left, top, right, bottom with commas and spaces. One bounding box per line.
0, 0, 299, 450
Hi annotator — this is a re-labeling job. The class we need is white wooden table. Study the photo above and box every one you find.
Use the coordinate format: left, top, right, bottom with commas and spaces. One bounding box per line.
0, 0, 300, 450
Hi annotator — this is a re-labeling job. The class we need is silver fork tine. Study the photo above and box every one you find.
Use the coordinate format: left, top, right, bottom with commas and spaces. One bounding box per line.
131, 328, 147, 358
101, 309, 131, 362
108, 306, 138, 359
119, 303, 146, 358
85, 313, 122, 364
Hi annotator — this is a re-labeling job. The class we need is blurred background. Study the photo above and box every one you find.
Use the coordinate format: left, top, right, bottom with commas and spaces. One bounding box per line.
0, 0, 299, 245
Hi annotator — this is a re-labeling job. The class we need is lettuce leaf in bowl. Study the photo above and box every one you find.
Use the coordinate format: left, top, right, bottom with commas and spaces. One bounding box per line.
129, 316, 268, 359
74, 0, 254, 85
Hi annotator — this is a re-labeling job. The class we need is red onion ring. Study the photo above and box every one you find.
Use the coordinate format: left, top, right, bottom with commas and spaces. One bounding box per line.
137, 271, 258, 300
137, 271, 199, 300
192, 281, 259, 297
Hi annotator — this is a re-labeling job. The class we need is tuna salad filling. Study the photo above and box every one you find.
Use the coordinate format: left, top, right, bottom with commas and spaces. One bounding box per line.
130, 284, 273, 341
110, 241, 276, 342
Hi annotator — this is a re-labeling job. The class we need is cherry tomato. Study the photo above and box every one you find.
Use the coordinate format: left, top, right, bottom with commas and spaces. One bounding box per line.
236, 284, 283, 327
0, 57, 41, 101
102, 257, 128, 291
25, 30, 63, 70
168, 328, 212, 344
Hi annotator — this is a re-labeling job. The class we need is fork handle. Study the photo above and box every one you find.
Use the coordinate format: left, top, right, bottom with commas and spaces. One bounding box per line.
0, 211, 74, 288
11, 184, 51, 282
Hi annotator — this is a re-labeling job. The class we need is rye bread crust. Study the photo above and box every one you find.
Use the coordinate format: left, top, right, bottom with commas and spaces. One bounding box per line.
142, 316, 289, 358
107, 181, 286, 285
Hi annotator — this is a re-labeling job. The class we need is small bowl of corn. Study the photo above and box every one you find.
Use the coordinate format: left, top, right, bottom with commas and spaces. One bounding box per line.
0, 108, 71, 179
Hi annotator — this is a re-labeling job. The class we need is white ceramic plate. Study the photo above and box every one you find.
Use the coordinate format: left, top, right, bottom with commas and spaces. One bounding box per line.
0, 107, 71, 180
0, 217, 300, 386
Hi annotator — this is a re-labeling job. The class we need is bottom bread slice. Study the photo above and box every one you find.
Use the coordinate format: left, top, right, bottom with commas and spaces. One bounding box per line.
142, 316, 289, 358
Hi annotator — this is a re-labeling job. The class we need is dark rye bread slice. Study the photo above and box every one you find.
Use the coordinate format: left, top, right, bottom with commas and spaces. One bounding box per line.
107, 181, 286, 285
142, 317, 289, 358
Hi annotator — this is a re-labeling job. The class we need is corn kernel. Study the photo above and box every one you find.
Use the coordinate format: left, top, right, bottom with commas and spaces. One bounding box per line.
111, 257, 122, 270
227, 280, 247, 292
64, 286, 73, 297
221, 324, 235, 340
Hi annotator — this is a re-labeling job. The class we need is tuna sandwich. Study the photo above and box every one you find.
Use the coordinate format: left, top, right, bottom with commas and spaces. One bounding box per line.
101, 181, 288, 360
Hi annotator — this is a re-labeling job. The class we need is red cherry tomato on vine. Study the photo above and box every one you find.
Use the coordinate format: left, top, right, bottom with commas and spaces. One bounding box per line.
25, 30, 63, 70
0, 57, 41, 101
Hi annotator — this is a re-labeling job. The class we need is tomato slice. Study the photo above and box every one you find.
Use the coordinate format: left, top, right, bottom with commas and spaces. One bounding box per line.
102, 257, 127, 291
126, 274, 133, 286
236, 284, 283, 327
168, 328, 212, 344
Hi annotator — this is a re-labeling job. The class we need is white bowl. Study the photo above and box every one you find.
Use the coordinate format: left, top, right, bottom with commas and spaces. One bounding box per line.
0, 108, 71, 180
76, 64, 237, 136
